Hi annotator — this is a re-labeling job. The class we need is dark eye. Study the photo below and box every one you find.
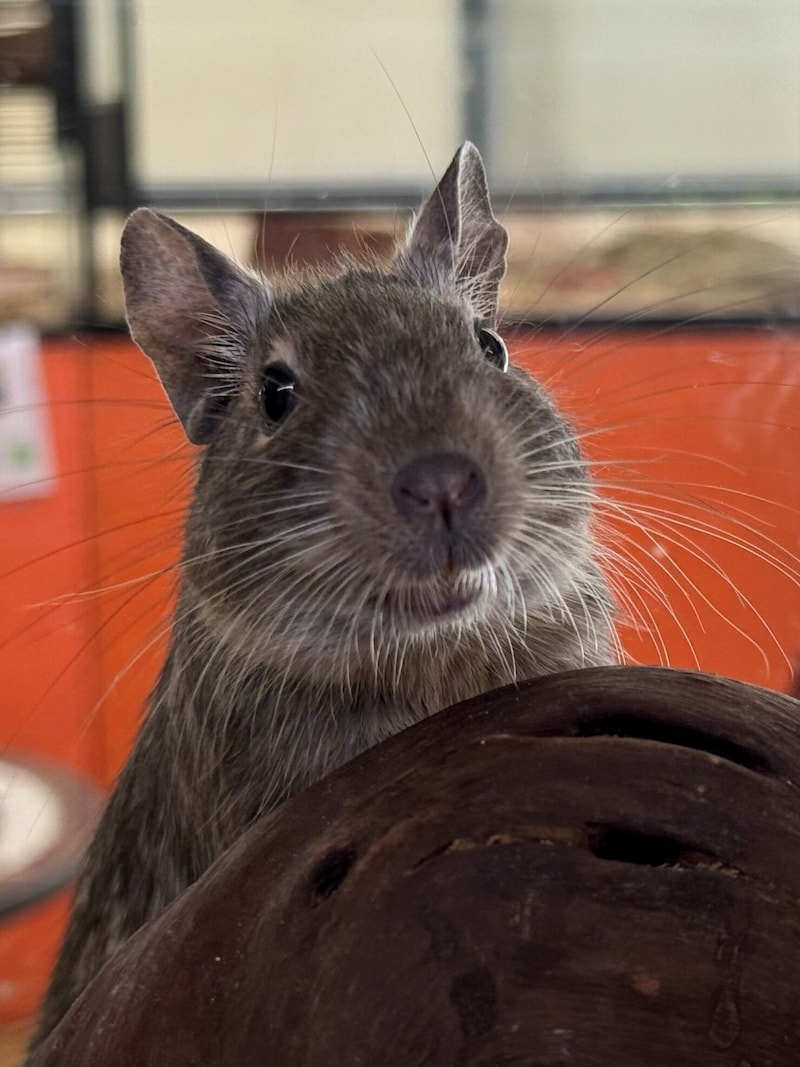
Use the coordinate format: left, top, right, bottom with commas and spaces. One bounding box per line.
477, 326, 509, 372
260, 363, 296, 427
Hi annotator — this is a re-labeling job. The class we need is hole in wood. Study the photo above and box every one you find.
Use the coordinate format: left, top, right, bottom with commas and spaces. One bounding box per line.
310, 847, 357, 900
575, 713, 769, 773
587, 825, 726, 871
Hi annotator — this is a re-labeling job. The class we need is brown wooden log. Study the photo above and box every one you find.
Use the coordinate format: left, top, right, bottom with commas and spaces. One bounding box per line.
29, 666, 800, 1066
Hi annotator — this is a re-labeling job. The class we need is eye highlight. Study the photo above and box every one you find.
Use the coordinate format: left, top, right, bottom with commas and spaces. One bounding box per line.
260, 363, 296, 427
476, 325, 509, 372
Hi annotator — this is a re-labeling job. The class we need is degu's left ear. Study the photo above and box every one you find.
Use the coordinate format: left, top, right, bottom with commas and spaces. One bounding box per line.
394, 142, 508, 324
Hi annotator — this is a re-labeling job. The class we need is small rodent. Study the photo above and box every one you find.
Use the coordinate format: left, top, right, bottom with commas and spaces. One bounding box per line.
30, 143, 614, 1050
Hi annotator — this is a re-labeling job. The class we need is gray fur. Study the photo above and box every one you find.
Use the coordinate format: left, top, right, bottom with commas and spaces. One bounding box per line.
30, 143, 614, 1052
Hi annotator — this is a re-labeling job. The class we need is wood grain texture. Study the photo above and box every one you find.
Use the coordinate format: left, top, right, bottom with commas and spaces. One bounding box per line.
29, 666, 800, 1066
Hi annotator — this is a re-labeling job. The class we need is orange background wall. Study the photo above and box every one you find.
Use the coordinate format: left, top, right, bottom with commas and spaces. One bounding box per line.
517, 326, 800, 691
4, 328, 800, 781
0, 337, 189, 785
1, 326, 800, 1017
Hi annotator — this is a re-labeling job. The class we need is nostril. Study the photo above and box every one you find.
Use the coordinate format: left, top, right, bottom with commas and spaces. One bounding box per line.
392, 453, 487, 523
456, 468, 483, 510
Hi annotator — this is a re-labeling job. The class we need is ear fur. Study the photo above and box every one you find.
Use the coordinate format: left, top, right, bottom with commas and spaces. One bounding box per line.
120, 209, 266, 445
395, 142, 508, 323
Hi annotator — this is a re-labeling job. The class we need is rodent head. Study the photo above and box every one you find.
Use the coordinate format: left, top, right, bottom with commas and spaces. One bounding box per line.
120, 144, 603, 691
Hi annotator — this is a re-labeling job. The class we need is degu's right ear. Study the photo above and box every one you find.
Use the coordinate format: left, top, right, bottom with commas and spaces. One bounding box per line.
394, 142, 508, 324
120, 209, 268, 445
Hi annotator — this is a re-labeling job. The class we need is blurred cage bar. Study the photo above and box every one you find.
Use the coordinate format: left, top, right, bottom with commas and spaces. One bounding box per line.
0, 0, 131, 329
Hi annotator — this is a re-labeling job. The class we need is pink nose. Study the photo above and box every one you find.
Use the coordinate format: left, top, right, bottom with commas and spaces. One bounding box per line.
392, 453, 486, 528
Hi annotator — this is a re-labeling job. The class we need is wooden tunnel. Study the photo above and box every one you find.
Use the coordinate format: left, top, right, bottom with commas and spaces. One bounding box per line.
30, 666, 800, 1065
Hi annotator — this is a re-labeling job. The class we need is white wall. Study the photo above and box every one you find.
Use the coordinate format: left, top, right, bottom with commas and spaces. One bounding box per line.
489, 0, 800, 188
131, 0, 463, 187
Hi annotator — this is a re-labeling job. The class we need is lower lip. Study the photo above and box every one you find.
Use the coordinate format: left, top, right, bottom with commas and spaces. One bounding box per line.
428, 588, 478, 618
390, 581, 484, 628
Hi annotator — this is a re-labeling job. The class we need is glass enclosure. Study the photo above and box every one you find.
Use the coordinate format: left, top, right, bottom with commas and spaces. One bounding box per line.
3, 0, 800, 325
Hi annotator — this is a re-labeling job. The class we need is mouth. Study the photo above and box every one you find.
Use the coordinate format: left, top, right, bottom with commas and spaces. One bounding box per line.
375, 568, 490, 631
